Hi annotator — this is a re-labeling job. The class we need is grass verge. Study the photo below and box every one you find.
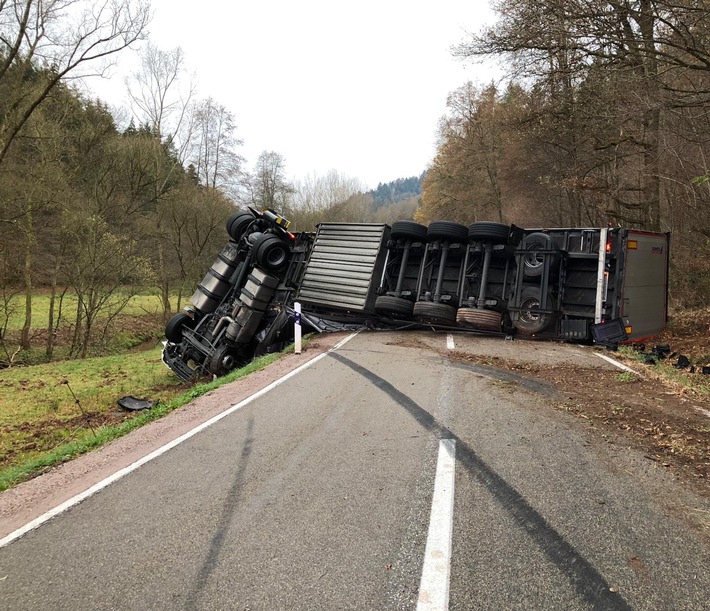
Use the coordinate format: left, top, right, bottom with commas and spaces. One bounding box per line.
0, 342, 304, 492
618, 346, 710, 395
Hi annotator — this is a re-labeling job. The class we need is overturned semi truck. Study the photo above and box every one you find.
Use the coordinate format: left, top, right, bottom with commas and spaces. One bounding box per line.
162, 209, 670, 381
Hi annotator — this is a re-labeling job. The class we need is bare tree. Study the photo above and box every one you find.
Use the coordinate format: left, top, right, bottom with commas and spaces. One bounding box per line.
286, 170, 366, 229
454, 0, 704, 229
62, 213, 153, 358
189, 97, 244, 199
126, 42, 196, 161
294, 170, 364, 209
0, 0, 150, 168
125, 43, 198, 318
248, 150, 293, 212
418, 83, 507, 224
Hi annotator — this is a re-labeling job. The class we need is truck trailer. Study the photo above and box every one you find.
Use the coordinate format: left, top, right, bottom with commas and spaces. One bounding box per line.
162, 210, 670, 381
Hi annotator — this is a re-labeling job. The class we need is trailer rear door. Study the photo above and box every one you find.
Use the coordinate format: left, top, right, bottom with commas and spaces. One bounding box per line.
296, 223, 389, 313
620, 231, 670, 340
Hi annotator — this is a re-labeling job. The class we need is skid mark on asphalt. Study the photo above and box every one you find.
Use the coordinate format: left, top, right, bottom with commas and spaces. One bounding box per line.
447, 359, 557, 397
185, 416, 255, 610
329, 352, 632, 611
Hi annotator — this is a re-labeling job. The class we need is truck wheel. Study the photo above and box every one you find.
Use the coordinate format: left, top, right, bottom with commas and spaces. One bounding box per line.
514, 287, 554, 334
522, 233, 559, 278
390, 220, 428, 241
254, 234, 289, 272
210, 342, 255, 376
426, 221, 469, 244
413, 301, 457, 325
165, 312, 194, 343
208, 344, 236, 377
468, 222, 510, 245
226, 210, 256, 241
375, 295, 414, 318
456, 308, 502, 332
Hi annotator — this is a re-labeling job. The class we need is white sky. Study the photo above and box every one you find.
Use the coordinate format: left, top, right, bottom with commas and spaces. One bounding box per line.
86, 0, 499, 190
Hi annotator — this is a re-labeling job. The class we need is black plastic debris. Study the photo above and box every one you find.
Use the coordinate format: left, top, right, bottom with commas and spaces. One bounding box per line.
591, 318, 628, 348
674, 355, 691, 369
653, 344, 671, 359
643, 355, 657, 365
702, 366, 710, 375
117, 396, 156, 411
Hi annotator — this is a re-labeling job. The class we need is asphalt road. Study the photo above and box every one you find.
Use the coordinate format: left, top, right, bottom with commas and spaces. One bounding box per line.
1, 331, 709, 610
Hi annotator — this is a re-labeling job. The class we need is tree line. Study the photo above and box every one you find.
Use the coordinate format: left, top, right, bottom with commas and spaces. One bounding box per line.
6, 1, 704, 364
0, 1, 421, 365
417, 0, 710, 306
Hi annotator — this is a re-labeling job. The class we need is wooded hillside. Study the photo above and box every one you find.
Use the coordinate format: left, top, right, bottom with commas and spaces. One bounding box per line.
417, 0, 710, 307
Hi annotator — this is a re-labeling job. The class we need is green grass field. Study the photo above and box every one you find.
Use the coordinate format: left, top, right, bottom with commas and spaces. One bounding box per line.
2, 289, 181, 331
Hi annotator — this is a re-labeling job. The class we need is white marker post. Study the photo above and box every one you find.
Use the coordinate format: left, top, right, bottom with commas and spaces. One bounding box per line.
294, 302, 302, 354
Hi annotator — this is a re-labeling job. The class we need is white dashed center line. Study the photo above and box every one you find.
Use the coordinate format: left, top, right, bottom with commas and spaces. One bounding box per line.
417, 438, 456, 611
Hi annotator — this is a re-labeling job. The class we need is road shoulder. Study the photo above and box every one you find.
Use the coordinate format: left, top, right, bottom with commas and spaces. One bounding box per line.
0, 333, 349, 539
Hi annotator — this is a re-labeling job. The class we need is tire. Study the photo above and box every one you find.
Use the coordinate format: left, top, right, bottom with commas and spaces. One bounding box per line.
209, 344, 236, 377
521, 232, 559, 278
226, 210, 256, 241
413, 301, 457, 325
253, 234, 289, 272
514, 287, 554, 334
209, 343, 253, 376
468, 222, 511, 244
375, 295, 414, 318
456, 308, 502, 332
426, 221, 469, 244
165, 312, 195, 343
390, 220, 428, 241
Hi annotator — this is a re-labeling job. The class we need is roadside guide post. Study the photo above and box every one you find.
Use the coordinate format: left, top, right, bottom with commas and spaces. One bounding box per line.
295, 302, 302, 354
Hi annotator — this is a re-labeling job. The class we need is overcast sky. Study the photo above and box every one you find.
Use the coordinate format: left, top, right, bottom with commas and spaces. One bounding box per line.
86, 0, 499, 190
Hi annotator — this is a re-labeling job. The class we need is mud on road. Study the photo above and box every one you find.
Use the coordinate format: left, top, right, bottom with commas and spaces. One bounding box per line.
384, 329, 710, 497
446, 347, 710, 498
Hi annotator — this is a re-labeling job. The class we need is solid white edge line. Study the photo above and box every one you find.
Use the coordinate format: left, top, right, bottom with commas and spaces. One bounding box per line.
0, 332, 359, 550
593, 352, 643, 377
446, 334, 455, 350
417, 438, 456, 611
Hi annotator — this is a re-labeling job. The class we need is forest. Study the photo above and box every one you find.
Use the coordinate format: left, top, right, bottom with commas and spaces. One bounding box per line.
1, 0, 709, 367
417, 0, 710, 309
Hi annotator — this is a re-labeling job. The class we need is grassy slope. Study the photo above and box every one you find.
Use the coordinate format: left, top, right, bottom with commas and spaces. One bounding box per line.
0, 345, 290, 491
